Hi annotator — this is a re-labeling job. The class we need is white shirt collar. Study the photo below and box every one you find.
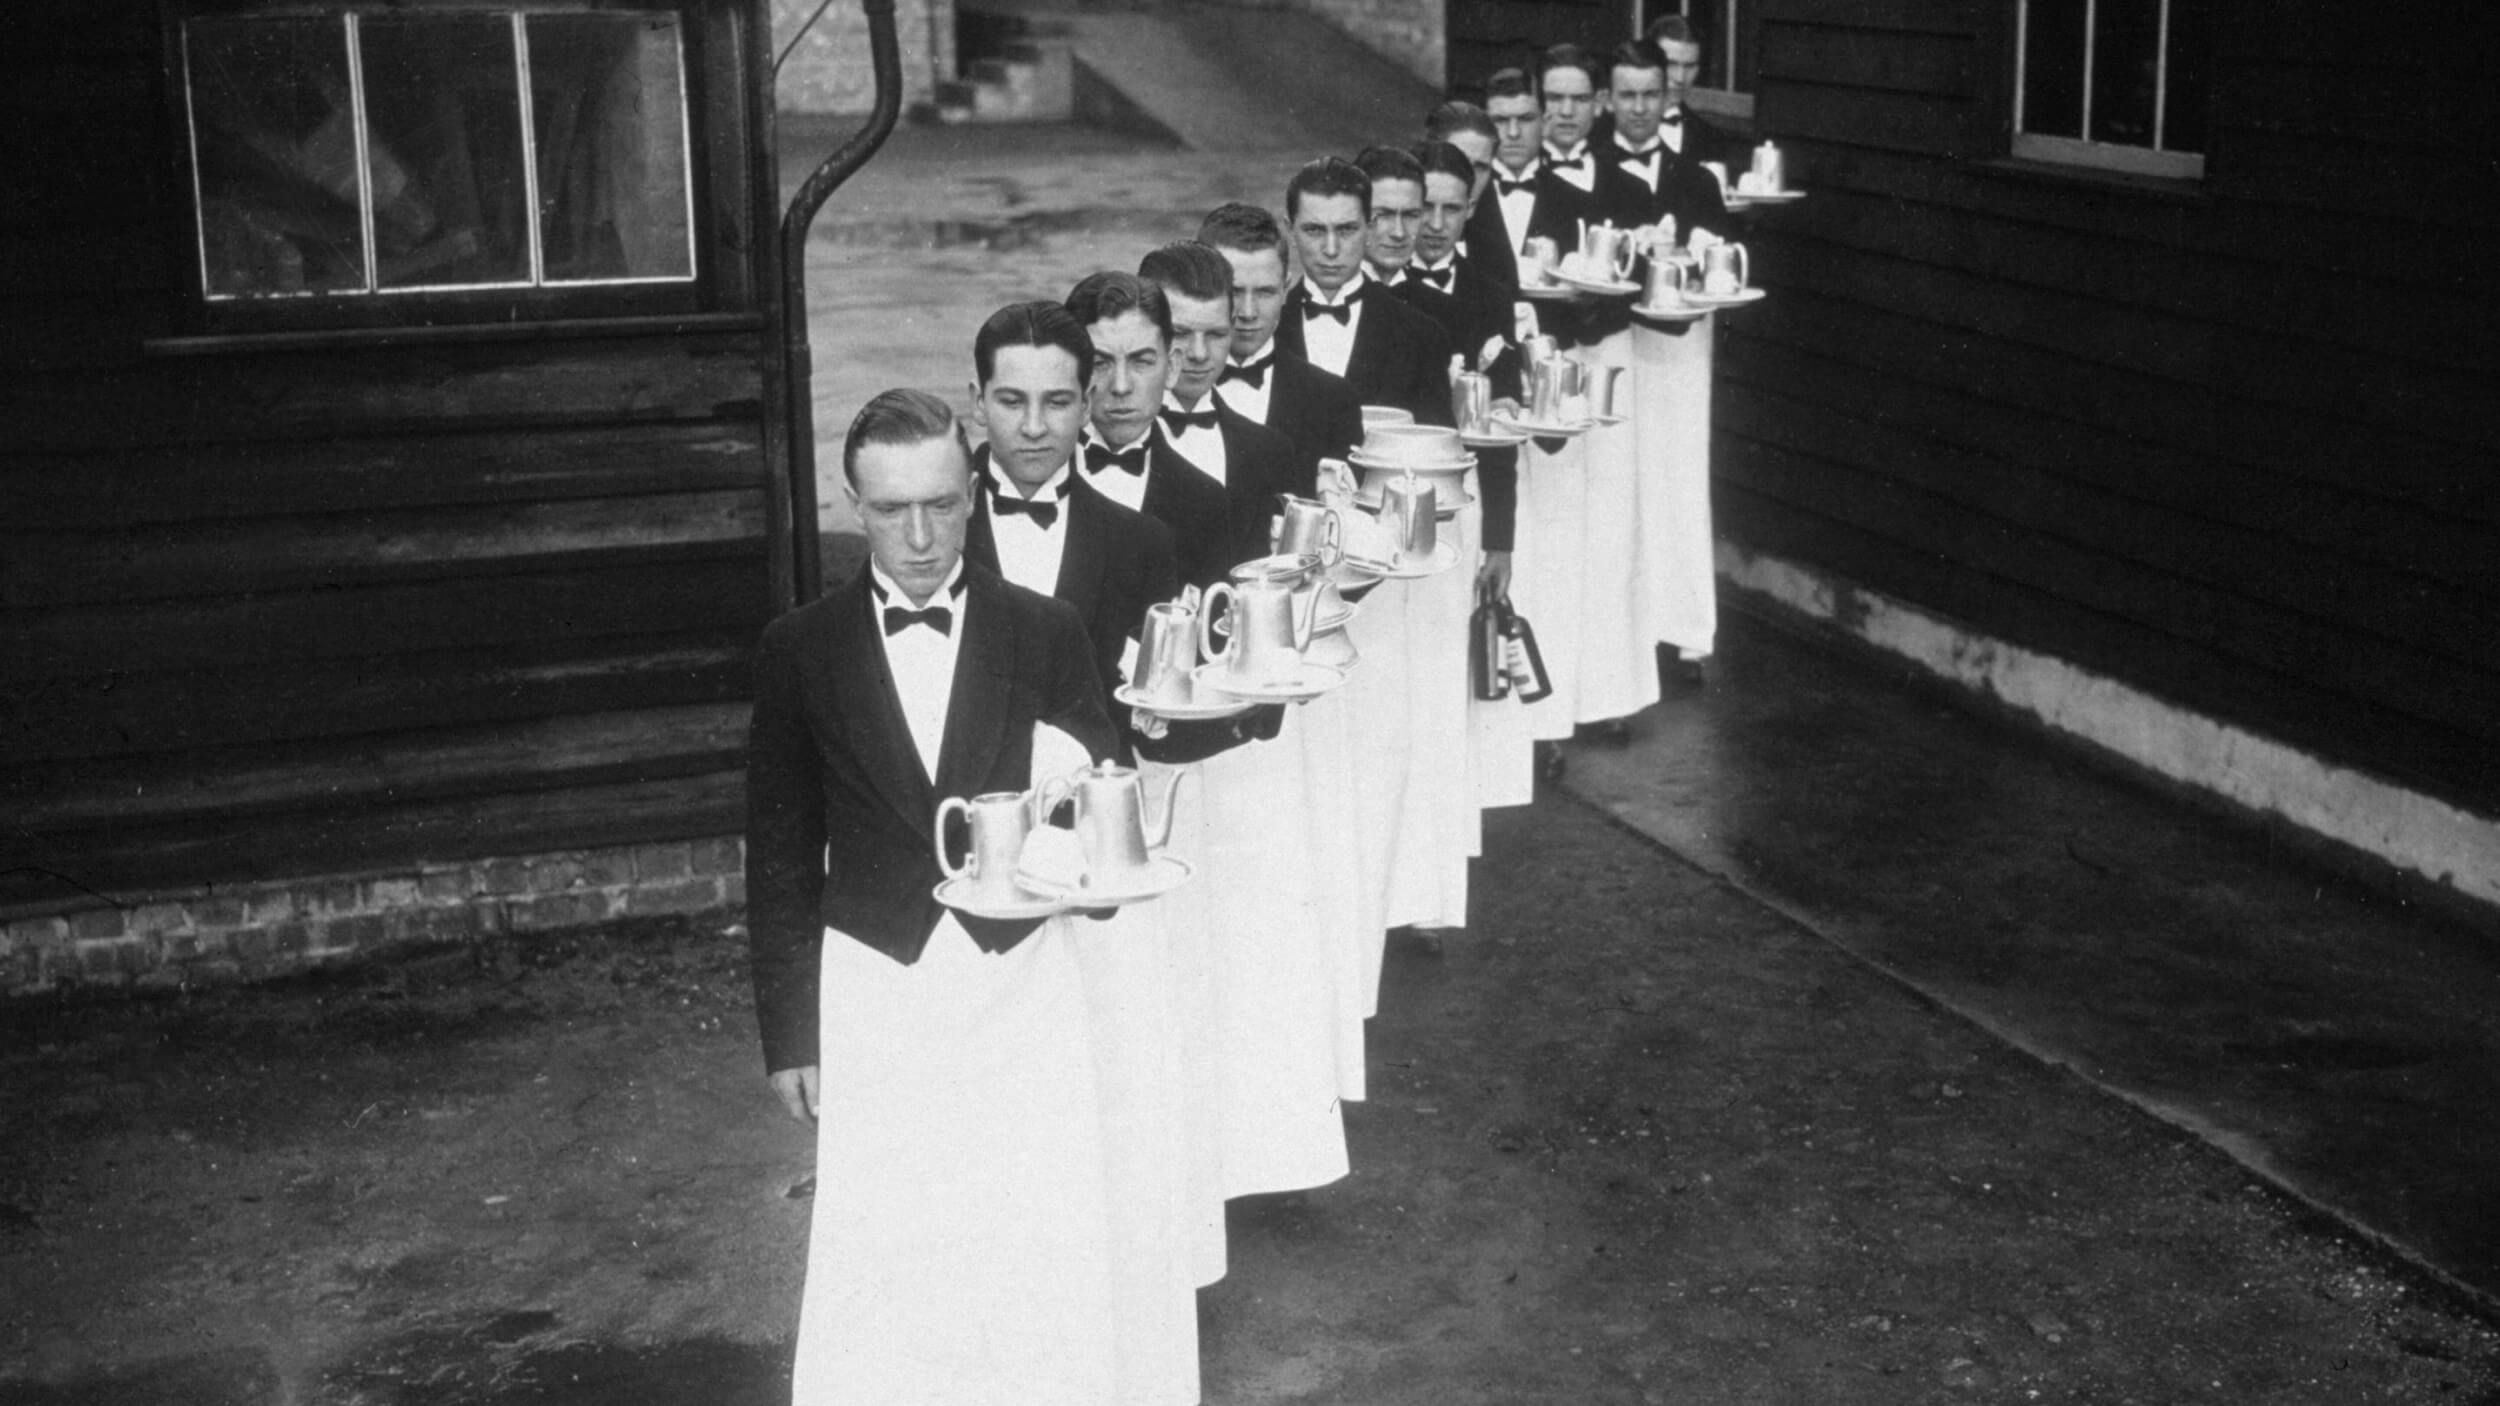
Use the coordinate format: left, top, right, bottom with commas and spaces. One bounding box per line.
868, 556, 965, 610
1303, 268, 1370, 307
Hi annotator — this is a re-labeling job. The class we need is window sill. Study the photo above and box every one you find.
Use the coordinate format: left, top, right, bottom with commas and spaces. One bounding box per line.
143, 311, 765, 359
1969, 155, 2212, 207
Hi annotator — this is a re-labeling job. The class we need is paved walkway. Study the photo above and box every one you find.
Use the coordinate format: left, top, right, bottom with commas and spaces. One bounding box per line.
1560, 608, 2500, 1308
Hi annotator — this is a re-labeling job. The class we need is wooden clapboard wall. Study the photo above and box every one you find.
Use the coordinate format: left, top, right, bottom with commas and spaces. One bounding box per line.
0, 2, 790, 910
1718, 0, 2500, 815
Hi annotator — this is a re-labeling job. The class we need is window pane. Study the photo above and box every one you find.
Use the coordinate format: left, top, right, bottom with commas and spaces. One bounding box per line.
528, 13, 695, 283
2022, 0, 2087, 139
2165, 0, 2210, 154
185, 17, 368, 298
359, 15, 532, 290
2090, 0, 2163, 147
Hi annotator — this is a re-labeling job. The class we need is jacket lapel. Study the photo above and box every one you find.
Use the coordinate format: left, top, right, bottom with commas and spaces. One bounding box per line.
932, 567, 1014, 804
962, 447, 1002, 571
1054, 481, 1109, 624
827, 572, 938, 832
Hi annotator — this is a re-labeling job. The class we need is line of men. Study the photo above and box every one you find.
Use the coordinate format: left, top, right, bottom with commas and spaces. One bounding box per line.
745, 24, 1745, 1406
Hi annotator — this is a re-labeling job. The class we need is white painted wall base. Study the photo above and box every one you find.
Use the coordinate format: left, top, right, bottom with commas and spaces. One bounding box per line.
1716, 540, 2500, 915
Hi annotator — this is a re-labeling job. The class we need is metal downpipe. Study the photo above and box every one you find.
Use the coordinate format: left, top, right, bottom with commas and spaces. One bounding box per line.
778, 0, 902, 603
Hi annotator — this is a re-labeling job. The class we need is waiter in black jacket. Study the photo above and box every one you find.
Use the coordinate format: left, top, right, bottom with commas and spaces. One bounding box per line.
1200, 202, 1365, 479
1137, 239, 1308, 560
1270, 155, 1454, 427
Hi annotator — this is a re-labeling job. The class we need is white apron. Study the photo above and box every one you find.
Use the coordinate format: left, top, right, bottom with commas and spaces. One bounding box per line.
1065, 888, 1203, 1406
1194, 706, 1356, 1194
1630, 313, 1718, 658
1133, 757, 1230, 1287
794, 917, 1118, 1406
1509, 431, 1589, 741
1572, 328, 1664, 725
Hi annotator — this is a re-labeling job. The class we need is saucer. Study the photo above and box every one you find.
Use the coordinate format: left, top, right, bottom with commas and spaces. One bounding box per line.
1348, 450, 1474, 474
1115, 683, 1255, 721
1519, 282, 1579, 301
933, 876, 1067, 921
1632, 300, 1710, 323
1192, 660, 1350, 702
1344, 540, 1461, 580
1734, 188, 1804, 206
1492, 413, 1590, 439
1461, 426, 1531, 448
1681, 286, 1767, 309
1016, 854, 1195, 906
1553, 269, 1641, 297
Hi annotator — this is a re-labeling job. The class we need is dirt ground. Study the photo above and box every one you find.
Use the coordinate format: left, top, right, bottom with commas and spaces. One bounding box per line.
4, 792, 2494, 1405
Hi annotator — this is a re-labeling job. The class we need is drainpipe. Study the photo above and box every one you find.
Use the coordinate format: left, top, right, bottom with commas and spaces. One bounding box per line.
779, 0, 902, 604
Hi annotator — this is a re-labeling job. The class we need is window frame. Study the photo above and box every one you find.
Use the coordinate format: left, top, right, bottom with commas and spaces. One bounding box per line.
164, 0, 731, 336
1654, 0, 1754, 123
2011, 0, 2206, 181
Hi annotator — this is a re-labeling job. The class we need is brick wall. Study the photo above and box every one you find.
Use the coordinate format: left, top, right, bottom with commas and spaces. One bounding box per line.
774, 0, 955, 114
1, 838, 746, 999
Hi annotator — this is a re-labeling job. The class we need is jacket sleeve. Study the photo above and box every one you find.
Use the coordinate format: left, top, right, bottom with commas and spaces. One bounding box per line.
744, 615, 828, 1074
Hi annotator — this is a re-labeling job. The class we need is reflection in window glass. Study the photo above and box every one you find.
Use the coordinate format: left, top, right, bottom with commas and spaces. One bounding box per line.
528, 14, 694, 283
2089, 0, 2163, 148
360, 15, 531, 289
2022, 0, 2088, 140
186, 17, 368, 297
2165, 0, 2210, 155
181, 8, 697, 304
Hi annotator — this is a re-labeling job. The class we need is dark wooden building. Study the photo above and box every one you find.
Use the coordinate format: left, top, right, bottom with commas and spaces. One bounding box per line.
1450, 1, 2499, 883
1715, 0, 2498, 824
3, 1, 800, 944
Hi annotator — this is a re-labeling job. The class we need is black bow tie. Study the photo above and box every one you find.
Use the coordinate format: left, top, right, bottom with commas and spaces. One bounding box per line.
1158, 404, 1220, 435
883, 604, 953, 637
1495, 174, 1535, 195
1619, 142, 1662, 161
990, 490, 1060, 529
1414, 264, 1456, 292
1220, 359, 1271, 389
1546, 151, 1590, 173
1086, 439, 1149, 475
1304, 298, 1355, 326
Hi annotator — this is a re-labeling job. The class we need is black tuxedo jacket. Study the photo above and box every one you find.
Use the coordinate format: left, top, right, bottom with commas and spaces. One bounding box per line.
1384, 269, 1521, 553
1274, 280, 1456, 428
1232, 348, 1363, 486
1153, 406, 1301, 574
1674, 109, 1750, 171
1090, 429, 1231, 590
964, 450, 1179, 708
744, 562, 1118, 1072
1460, 196, 1521, 301
1595, 137, 1732, 239
1522, 156, 1605, 252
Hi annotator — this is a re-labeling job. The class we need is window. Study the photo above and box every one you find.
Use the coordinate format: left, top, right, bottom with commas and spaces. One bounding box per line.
1663, 0, 1753, 121
2015, 0, 2209, 178
180, 8, 697, 306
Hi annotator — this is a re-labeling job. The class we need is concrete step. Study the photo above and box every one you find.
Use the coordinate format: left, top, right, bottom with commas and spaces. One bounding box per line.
967, 2, 1441, 152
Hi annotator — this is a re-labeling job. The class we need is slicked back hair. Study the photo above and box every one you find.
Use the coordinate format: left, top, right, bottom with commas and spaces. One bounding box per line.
1610, 38, 1667, 82
842, 387, 969, 487
1138, 240, 1235, 305
1198, 201, 1288, 256
1413, 139, 1475, 189
1424, 99, 1496, 143
1483, 67, 1536, 105
1065, 270, 1173, 342
1537, 42, 1602, 94
973, 300, 1097, 391
1285, 155, 1372, 219
1354, 144, 1425, 191
1646, 12, 1701, 46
